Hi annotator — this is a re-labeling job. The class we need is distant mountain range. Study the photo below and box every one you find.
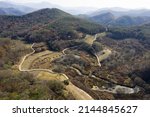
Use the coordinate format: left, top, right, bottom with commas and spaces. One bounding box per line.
0, 1, 98, 15
20, 1, 98, 15
110, 16, 150, 26
0, 7, 24, 15
87, 7, 150, 26
0, 1, 34, 14
0, 1, 150, 27
90, 12, 150, 26
90, 12, 115, 25
89, 8, 150, 17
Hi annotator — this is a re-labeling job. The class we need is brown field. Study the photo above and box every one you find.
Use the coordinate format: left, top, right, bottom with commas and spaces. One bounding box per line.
22, 50, 62, 69
37, 71, 67, 81
84, 35, 95, 45
98, 49, 112, 62
20, 47, 93, 100
31, 52, 62, 69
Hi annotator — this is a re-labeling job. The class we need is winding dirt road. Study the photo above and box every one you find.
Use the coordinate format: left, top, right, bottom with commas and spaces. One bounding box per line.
63, 34, 140, 94
19, 43, 93, 100
19, 34, 139, 99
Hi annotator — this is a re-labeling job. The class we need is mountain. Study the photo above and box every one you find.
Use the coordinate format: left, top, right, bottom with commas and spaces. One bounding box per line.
90, 12, 115, 25
23, 2, 98, 15
125, 9, 150, 17
108, 22, 150, 43
0, 5, 149, 100
89, 8, 128, 17
109, 16, 150, 26
22, 8, 71, 24
90, 12, 150, 26
0, 1, 34, 13
89, 8, 150, 17
0, 8, 105, 42
0, 8, 24, 16
89, 8, 150, 26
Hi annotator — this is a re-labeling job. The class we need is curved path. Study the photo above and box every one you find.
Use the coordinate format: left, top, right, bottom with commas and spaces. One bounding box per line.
62, 34, 140, 94
91, 35, 140, 94
19, 43, 93, 100
93, 34, 102, 66
93, 34, 112, 67
19, 43, 35, 71
62, 45, 78, 55
62, 34, 102, 67
94, 53, 101, 67
71, 64, 139, 94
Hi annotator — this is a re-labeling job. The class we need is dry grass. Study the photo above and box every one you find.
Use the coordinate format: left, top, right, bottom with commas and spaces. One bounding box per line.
22, 50, 62, 69
21, 49, 66, 81
98, 49, 112, 62
97, 32, 106, 37
31, 51, 62, 69
19, 43, 94, 100
37, 71, 66, 81
84, 33, 106, 45
66, 83, 93, 100
84, 35, 95, 45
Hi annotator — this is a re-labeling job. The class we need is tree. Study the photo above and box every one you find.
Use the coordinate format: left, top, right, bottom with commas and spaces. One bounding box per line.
92, 42, 103, 53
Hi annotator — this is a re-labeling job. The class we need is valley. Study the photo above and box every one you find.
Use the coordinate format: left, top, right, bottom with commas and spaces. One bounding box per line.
0, 4, 149, 100
17, 33, 142, 99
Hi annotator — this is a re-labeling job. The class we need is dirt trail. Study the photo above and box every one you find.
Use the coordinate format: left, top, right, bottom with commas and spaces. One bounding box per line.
63, 34, 139, 94
19, 43, 93, 100
93, 34, 112, 66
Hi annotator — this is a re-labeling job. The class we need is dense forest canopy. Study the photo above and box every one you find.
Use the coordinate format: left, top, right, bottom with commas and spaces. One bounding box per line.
0, 8, 105, 43
107, 23, 150, 40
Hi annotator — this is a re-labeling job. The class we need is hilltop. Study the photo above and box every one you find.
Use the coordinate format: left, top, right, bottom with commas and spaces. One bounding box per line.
0, 8, 105, 42
90, 12, 115, 25
0, 8, 24, 16
90, 12, 150, 26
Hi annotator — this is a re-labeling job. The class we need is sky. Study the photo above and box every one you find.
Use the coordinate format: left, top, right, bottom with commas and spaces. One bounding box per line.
1, 0, 150, 9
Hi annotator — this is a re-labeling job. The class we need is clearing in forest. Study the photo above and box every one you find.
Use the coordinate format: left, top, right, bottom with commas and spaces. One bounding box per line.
84, 35, 95, 45
21, 50, 62, 69
97, 49, 112, 62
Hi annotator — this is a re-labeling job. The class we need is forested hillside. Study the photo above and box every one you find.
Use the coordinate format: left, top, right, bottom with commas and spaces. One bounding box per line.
90, 12, 150, 26
0, 38, 74, 100
0, 7, 149, 100
107, 23, 150, 48
0, 8, 105, 43
95, 35, 150, 99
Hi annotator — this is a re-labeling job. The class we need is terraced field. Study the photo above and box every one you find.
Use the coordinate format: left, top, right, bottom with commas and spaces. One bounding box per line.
31, 52, 62, 69
21, 50, 62, 69
19, 44, 94, 100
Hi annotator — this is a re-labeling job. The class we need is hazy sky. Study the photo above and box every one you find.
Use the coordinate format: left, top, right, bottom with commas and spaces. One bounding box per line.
2, 0, 150, 9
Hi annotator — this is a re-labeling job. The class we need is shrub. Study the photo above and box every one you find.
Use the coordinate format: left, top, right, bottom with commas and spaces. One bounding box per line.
64, 80, 69, 85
